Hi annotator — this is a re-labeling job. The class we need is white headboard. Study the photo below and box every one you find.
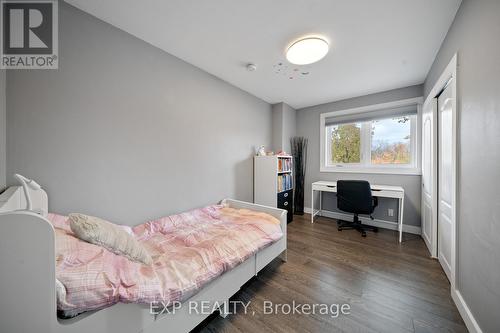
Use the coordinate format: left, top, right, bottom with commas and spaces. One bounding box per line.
0, 186, 49, 216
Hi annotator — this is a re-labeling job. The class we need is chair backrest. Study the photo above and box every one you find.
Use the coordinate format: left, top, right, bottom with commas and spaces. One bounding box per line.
337, 180, 374, 215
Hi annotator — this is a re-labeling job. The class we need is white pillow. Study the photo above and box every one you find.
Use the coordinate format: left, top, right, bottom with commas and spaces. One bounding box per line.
69, 213, 153, 265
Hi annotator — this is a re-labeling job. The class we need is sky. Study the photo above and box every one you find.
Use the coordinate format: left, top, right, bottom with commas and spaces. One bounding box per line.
371, 117, 410, 146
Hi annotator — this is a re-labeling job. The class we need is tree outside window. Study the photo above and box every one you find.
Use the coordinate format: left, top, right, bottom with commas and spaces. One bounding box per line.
330, 123, 361, 164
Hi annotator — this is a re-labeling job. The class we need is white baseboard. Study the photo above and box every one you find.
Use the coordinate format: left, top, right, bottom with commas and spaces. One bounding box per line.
304, 207, 421, 235
451, 289, 483, 333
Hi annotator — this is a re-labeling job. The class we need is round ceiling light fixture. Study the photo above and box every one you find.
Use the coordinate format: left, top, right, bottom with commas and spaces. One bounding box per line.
286, 37, 329, 65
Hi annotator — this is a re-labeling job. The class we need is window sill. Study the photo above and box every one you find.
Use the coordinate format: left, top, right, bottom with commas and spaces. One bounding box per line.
320, 166, 421, 175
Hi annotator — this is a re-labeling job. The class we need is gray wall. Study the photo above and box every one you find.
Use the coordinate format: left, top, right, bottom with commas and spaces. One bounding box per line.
0, 70, 5, 190
282, 103, 296, 154
271, 104, 283, 153
424, 0, 500, 331
296, 85, 423, 227
6, 3, 272, 225
271, 102, 296, 154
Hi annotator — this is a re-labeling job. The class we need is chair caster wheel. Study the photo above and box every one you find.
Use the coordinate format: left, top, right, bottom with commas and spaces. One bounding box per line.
361, 231, 366, 237
338, 227, 342, 231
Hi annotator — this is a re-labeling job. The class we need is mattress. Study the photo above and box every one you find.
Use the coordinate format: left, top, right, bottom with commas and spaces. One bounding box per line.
48, 204, 283, 318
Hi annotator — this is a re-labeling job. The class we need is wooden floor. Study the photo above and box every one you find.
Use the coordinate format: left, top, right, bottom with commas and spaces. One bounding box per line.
194, 214, 467, 333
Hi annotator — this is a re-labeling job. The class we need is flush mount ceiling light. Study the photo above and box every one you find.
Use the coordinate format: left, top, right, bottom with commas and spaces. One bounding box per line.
286, 37, 329, 65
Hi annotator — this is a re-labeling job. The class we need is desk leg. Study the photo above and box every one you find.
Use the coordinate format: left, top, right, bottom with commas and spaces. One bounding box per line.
398, 197, 404, 243
319, 191, 322, 217
311, 189, 314, 223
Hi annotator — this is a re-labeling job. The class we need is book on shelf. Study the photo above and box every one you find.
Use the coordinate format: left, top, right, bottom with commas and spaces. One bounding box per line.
278, 158, 292, 173
277, 173, 293, 192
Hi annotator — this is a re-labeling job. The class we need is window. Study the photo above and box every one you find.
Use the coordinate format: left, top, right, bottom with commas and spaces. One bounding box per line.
320, 99, 421, 174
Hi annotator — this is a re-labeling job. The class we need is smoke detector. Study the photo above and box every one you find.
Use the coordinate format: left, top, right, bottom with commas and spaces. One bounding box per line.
246, 63, 257, 72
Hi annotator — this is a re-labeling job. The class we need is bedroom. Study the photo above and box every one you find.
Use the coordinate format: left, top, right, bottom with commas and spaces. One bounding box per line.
0, 0, 498, 332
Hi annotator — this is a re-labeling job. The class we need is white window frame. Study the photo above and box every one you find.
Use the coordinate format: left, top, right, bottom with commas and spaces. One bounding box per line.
320, 97, 423, 175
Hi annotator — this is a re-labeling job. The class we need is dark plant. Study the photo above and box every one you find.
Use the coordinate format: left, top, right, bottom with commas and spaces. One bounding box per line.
291, 137, 308, 215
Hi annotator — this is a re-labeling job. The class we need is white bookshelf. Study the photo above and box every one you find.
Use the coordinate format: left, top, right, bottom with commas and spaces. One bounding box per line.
254, 155, 293, 222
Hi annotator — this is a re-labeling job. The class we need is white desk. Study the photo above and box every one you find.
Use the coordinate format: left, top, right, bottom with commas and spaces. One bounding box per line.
311, 181, 405, 242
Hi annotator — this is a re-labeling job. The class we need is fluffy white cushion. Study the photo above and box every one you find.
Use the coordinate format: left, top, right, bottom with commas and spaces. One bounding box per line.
69, 213, 153, 265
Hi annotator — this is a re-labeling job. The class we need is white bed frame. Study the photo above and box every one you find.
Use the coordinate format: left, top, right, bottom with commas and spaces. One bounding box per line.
0, 186, 287, 333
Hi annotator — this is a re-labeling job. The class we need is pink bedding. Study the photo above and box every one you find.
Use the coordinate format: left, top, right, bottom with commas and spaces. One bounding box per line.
48, 204, 283, 317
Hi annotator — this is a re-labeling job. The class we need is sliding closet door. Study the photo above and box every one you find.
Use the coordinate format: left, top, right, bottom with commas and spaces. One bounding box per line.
421, 99, 437, 256
437, 83, 453, 281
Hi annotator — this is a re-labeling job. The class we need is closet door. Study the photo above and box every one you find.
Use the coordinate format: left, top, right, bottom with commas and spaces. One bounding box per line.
438, 83, 453, 281
421, 99, 437, 256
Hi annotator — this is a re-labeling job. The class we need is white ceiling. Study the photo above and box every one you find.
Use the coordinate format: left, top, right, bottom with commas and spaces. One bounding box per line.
65, 0, 461, 109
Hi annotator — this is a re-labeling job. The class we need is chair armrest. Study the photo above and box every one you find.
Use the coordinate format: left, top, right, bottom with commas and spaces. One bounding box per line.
372, 196, 379, 209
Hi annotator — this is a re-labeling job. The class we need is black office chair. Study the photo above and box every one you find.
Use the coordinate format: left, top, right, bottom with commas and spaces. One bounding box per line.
336, 180, 378, 237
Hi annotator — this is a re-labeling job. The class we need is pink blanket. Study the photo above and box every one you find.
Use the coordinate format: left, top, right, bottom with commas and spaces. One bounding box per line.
48, 204, 283, 317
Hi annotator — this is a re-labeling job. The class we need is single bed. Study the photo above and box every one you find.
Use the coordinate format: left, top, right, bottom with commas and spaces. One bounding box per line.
0, 186, 287, 333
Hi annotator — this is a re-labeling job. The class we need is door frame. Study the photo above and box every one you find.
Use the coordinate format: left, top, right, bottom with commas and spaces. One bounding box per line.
423, 53, 458, 289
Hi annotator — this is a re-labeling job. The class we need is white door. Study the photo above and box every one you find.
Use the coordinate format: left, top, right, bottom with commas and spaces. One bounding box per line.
421, 100, 437, 256
437, 83, 453, 281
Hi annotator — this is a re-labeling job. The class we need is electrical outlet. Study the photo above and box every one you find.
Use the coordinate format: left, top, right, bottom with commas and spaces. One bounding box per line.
388, 209, 394, 217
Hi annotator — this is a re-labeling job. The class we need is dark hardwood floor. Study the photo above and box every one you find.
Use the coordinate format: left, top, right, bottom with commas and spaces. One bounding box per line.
194, 214, 467, 333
